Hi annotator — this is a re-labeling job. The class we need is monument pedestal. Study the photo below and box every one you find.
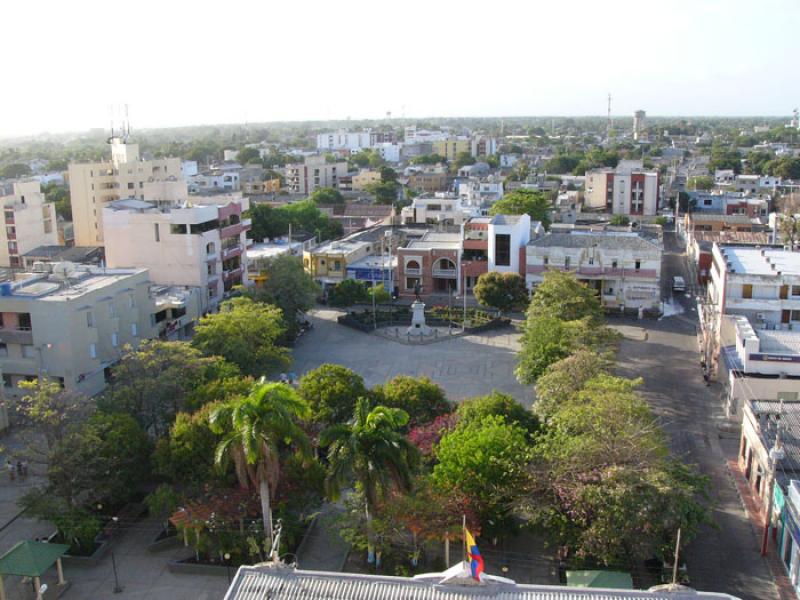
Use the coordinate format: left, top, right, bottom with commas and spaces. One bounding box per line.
406, 301, 431, 336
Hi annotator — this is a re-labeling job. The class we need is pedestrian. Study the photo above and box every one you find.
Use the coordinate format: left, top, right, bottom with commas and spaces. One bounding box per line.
21, 460, 28, 479
16, 460, 22, 478
6, 460, 15, 482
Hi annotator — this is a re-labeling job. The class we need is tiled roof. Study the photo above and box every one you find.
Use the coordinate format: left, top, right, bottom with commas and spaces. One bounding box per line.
528, 232, 660, 251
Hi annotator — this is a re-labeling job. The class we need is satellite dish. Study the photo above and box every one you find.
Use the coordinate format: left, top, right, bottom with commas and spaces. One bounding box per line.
52, 261, 77, 281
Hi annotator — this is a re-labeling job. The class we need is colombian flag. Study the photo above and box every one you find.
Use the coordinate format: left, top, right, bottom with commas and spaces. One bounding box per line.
464, 528, 484, 581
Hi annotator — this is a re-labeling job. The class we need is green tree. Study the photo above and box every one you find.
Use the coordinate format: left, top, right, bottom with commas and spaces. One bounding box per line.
243, 255, 319, 337
528, 270, 602, 323
534, 350, 612, 421
249, 204, 288, 241
0, 163, 32, 178
15, 378, 90, 456
433, 415, 531, 523
328, 279, 369, 307
379, 166, 398, 183
42, 182, 72, 220
768, 157, 800, 180
249, 200, 343, 243
297, 364, 367, 425
489, 190, 552, 229
320, 398, 419, 561
210, 381, 312, 547
453, 152, 476, 170
456, 391, 538, 434
48, 413, 151, 508
609, 214, 630, 226
366, 181, 399, 205
410, 154, 447, 165
515, 313, 579, 384
708, 145, 742, 174
309, 187, 345, 205
193, 297, 290, 378
688, 175, 714, 191
236, 147, 262, 164
371, 375, 451, 426
100, 340, 239, 436
368, 283, 391, 304
473, 272, 530, 313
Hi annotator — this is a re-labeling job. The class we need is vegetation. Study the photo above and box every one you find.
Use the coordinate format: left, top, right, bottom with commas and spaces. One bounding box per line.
473, 272, 530, 313
309, 187, 344, 205
297, 364, 368, 426
372, 375, 451, 427
488, 189, 552, 229
328, 279, 370, 306
249, 200, 343, 243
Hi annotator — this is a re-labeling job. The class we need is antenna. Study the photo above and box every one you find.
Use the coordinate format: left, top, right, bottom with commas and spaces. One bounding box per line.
607, 93, 612, 139
124, 104, 131, 139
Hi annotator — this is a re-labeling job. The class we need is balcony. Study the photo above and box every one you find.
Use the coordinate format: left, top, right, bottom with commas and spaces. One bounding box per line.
432, 268, 457, 279
222, 244, 243, 261
220, 223, 243, 239
223, 267, 243, 281
404, 267, 421, 276
0, 329, 33, 345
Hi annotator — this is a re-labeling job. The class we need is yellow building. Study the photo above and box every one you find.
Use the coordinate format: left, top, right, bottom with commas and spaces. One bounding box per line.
432, 138, 471, 161
352, 170, 382, 191
303, 238, 373, 290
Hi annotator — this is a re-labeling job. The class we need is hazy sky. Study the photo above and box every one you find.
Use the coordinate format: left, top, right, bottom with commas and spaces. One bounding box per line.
2, 0, 798, 136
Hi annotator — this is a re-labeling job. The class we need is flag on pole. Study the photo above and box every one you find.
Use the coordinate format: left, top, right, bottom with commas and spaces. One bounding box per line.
464, 528, 484, 581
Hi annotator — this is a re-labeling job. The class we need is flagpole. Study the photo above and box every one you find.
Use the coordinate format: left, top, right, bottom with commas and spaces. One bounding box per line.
462, 514, 467, 564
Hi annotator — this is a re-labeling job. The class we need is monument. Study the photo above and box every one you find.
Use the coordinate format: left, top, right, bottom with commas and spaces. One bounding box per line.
407, 300, 431, 337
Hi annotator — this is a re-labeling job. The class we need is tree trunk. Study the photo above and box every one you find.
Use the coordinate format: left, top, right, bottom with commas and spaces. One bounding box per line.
365, 502, 375, 564
259, 479, 274, 551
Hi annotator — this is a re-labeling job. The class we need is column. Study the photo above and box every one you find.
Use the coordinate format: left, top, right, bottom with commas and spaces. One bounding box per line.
56, 557, 65, 585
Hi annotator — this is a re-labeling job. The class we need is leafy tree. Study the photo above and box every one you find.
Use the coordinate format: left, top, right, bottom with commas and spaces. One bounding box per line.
515, 313, 580, 384
371, 375, 451, 426
19, 491, 100, 554
433, 415, 531, 523
0, 163, 32, 178
456, 391, 538, 435
100, 340, 238, 436
767, 157, 800, 180
249, 200, 343, 243
48, 413, 151, 508
745, 151, 773, 175
309, 187, 345, 205
243, 255, 319, 336
453, 152, 476, 170
688, 176, 715, 191
473, 272, 530, 313
366, 181, 399, 205
779, 213, 800, 248
210, 381, 312, 547
236, 147, 262, 164
521, 376, 709, 565
379, 166, 397, 183
708, 145, 742, 174
489, 189, 552, 229
46, 159, 69, 172
410, 154, 447, 165
15, 378, 90, 456
534, 350, 612, 421
368, 283, 391, 304
610, 214, 630, 226
153, 403, 227, 486
328, 279, 369, 307
193, 297, 290, 378
528, 270, 602, 323
42, 182, 71, 220
543, 153, 582, 174
249, 204, 288, 241
297, 364, 367, 425
320, 398, 419, 561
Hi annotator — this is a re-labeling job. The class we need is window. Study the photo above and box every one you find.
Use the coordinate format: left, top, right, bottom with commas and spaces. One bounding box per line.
612, 260, 618, 269
406, 277, 420, 291
588, 257, 594, 265
86, 311, 94, 327
543, 256, 549, 266
111, 333, 119, 347
333, 260, 342, 271
128, 295, 135, 309
89, 343, 97, 359
743, 284, 753, 299
22, 345, 35, 358
17, 313, 31, 330
109, 303, 117, 318
2, 374, 11, 388
154, 223, 160, 242
0, 343, 6, 357
792, 285, 800, 297
635, 260, 641, 271
495, 234, 511, 267
170, 224, 188, 234
565, 257, 571, 269
781, 285, 789, 299
127, 182, 134, 190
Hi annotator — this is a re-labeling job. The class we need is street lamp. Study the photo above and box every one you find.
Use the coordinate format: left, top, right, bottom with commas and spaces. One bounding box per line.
761, 419, 785, 556
224, 553, 232, 583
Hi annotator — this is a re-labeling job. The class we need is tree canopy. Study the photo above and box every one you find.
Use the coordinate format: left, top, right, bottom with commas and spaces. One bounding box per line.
297, 364, 368, 426
249, 200, 343, 243
309, 187, 345, 205
528, 270, 602, 323
371, 375, 451, 427
473, 272, 530, 313
488, 190, 552, 229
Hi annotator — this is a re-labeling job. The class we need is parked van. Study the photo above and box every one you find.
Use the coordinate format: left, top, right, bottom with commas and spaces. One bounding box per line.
672, 276, 686, 292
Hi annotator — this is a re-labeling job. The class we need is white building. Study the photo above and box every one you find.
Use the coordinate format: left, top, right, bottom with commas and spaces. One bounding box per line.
526, 230, 663, 310
400, 193, 475, 226
102, 194, 251, 310
0, 181, 58, 268
374, 142, 402, 163
458, 176, 504, 207
583, 166, 659, 216
404, 126, 450, 144
315, 130, 394, 152
285, 155, 349, 195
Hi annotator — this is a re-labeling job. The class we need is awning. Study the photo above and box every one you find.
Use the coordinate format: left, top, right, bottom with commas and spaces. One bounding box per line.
0, 540, 69, 578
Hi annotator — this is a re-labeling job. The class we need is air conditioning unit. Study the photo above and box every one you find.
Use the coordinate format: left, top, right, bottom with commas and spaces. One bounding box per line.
756, 313, 766, 321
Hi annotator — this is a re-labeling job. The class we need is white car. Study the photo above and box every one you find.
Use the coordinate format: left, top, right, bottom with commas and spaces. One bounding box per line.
672, 276, 686, 292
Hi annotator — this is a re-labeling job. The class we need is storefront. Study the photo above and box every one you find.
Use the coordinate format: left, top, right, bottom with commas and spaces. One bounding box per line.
780, 480, 800, 592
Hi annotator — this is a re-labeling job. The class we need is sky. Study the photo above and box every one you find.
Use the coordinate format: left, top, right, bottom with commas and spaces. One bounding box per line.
1, 0, 799, 137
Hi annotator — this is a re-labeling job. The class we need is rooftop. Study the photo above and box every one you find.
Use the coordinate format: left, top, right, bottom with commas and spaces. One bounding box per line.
23, 245, 105, 264
529, 231, 660, 251
719, 246, 800, 276
687, 213, 758, 224
756, 329, 800, 355
748, 400, 800, 479
223, 565, 739, 600
406, 231, 462, 250
2, 267, 146, 302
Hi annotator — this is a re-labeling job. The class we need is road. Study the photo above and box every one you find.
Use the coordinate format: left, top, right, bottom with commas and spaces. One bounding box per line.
613, 229, 779, 600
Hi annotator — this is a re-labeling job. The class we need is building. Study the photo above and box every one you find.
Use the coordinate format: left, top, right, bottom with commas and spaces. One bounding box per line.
247, 236, 316, 288
0, 266, 153, 397
688, 191, 770, 217
102, 194, 251, 310
471, 135, 497, 157
400, 193, 473, 226
315, 130, 393, 152
22, 245, 104, 270
0, 181, 58, 268
241, 177, 281, 195
68, 137, 184, 246
303, 237, 374, 291
285, 155, 348, 195
351, 170, 382, 191
374, 142, 403, 163
457, 163, 490, 178
397, 231, 462, 298
633, 110, 646, 141
457, 176, 504, 207
432, 138, 472, 162
223, 563, 740, 600
526, 229, 663, 311
584, 166, 659, 215
316, 203, 395, 236
345, 254, 397, 289
682, 213, 766, 237
404, 126, 450, 144
687, 231, 773, 285
407, 170, 451, 194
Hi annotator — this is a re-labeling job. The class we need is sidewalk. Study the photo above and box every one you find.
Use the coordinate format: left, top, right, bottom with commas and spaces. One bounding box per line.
728, 459, 797, 600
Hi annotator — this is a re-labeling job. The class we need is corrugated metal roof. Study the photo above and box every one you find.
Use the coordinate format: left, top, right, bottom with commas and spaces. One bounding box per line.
224, 566, 740, 600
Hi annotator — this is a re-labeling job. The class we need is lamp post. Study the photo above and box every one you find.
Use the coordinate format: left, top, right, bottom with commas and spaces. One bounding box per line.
224, 552, 232, 583
761, 420, 785, 556
35, 343, 53, 382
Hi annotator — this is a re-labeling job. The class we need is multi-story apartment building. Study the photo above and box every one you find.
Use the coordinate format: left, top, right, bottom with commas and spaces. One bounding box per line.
102, 194, 251, 309
352, 170, 382, 191
583, 166, 659, 215
0, 266, 152, 397
68, 137, 184, 246
285, 155, 348, 195
457, 176, 504, 207
403, 126, 449, 145
525, 229, 662, 310
0, 181, 58, 268
471, 136, 497, 157
407, 170, 451, 194
432, 138, 472, 162
315, 130, 393, 152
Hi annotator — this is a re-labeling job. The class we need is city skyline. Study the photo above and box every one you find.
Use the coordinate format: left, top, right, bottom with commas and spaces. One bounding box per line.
2, 0, 798, 137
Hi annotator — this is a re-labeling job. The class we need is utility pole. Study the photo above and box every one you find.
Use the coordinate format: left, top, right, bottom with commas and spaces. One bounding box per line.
671, 528, 682, 584
761, 417, 785, 556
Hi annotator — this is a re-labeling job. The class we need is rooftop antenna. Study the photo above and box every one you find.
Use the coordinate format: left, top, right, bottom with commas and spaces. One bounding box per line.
606, 93, 612, 139
124, 103, 131, 141
109, 104, 115, 141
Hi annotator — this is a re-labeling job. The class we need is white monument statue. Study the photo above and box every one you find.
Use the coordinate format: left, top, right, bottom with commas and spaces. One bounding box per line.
407, 300, 431, 336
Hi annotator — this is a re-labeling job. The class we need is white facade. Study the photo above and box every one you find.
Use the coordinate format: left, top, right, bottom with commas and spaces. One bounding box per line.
526, 231, 663, 310
404, 126, 450, 144
374, 142, 402, 163
488, 214, 530, 274
0, 181, 58, 268
285, 155, 349, 194
457, 177, 504, 207
400, 193, 475, 226
584, 168, 659, 215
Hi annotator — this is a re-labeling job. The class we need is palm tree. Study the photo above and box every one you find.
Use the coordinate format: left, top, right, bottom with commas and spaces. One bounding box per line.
209, 379, 311, 549
320, 397, 419, 562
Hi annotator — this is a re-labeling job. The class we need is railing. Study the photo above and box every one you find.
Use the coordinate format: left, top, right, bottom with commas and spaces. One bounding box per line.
432, 268, 457, 279
223, 267, 243, 281
219, 223, 243, 239
404, 267, 421, 276
222, 245, 242, 260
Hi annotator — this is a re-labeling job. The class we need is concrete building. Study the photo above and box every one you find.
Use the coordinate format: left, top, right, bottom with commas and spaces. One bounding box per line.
0, 181, 58, 268
68, 137, 184, 246
633, 110, 646, 141
584, 166, 659, 216
303, 236, 375, 291
315, 130, 393, 152
432, 138, 472, 161
687, 232, 774, 285
457, 176, 504, 207
397, 232, 462, 298
285, 155, 348, 195
403, 126, 449, 144
407, 170, 451, 194
526, 230, 663, 311
0, 266, 155, 397
352, 170, 382, 191
102, 194, 251, 310
471, 136, 497, 157
400, 193, 473, 226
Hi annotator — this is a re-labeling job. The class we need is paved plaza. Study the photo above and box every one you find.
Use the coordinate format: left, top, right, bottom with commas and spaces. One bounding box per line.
290, 308, 534, 406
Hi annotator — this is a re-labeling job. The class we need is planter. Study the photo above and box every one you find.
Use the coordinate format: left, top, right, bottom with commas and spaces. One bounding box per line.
47, 532, 111, 567
168, 558, 235, 577
147, 526, 181, 553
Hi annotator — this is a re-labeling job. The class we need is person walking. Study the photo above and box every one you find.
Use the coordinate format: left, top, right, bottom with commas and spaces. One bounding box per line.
6, 460, 15, 482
